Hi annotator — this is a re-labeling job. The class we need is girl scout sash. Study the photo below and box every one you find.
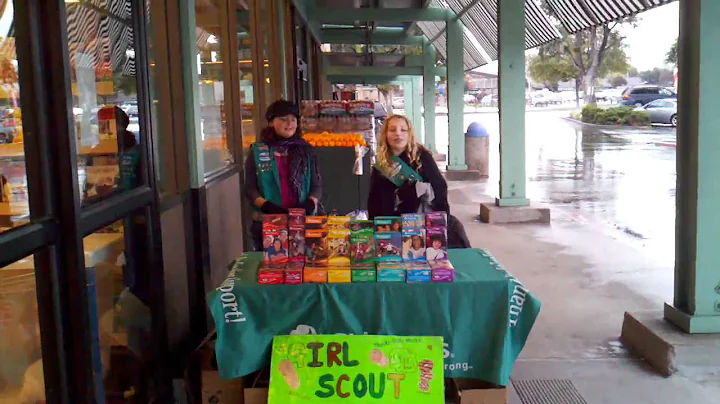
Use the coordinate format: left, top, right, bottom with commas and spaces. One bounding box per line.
374, 155, 425, 187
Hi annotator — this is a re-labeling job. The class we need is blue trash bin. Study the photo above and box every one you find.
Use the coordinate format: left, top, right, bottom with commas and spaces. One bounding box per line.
465, 122, 489, 177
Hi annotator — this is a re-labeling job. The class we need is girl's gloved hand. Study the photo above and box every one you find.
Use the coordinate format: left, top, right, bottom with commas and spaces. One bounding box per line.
396, 181, 417, 201
261, 201, 288, 214
299, 198, 317, 215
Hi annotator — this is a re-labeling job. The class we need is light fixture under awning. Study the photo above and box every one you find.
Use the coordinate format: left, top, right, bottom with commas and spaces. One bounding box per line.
545, 0, 674, 34
417, 0, 560, 71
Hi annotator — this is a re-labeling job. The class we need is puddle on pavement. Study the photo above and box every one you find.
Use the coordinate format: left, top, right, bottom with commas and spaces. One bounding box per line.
441, 111, 676, 262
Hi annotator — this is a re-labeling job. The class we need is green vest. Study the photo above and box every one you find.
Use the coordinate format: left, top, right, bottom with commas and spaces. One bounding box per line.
118, 148, 141, 191
252, 142, 312, 211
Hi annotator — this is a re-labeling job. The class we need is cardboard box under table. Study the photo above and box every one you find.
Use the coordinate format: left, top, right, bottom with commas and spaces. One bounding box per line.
208, 249, 541, 391
192, 331, 268, 404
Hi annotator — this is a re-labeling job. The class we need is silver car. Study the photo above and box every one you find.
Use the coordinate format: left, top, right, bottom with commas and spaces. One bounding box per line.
638, 98, 677, 126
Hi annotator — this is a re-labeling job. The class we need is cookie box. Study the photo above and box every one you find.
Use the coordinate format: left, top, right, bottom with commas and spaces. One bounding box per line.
401, 213, 425, 230
377, 268, 406, 282
407, 269, 432, 283
328, 268, 352, 283
262, 214, 288, 230
258, 269, 284, 285
303, 267, 328, 283
306, 215, 328, 230
425, 211, 448, 227
374, 232, 402, 262
285, 263, 304, 285
431, 268, 455, 283
351, 269, 377, 283
374, 216, 401, 233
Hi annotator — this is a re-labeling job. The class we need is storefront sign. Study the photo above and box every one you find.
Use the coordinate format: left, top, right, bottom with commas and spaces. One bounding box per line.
268, 335, 444, 403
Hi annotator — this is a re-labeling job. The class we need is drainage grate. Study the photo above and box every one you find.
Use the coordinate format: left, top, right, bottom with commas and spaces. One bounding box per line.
512, 379, 587, 404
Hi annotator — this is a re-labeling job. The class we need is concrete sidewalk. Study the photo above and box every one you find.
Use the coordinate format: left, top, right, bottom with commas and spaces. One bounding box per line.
447, 181, 720, 404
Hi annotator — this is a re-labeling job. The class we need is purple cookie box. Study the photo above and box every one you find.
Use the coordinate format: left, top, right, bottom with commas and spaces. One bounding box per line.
432, 268, 455, 283
426, 211, 448, 227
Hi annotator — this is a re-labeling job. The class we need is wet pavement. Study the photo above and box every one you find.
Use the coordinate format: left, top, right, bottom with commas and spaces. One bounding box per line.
435, 110, 677, 265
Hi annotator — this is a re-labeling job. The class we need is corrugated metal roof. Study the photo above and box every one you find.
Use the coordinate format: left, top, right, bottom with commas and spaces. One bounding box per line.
545, 0, 675, 34
417, 18, 488, 71
418, 0, 560, 70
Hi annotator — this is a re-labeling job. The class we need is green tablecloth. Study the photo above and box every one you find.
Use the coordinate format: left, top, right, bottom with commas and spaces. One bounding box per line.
208, 249, 541, 386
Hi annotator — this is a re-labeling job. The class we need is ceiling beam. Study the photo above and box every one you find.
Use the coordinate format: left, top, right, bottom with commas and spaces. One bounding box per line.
292, 0, 322, 42
321, 29, 426, 45
309, 7, 453, 23
326, 75, 414, 85
405, 0, 431, 35
324, 66, 446, 78
324, 65, 424, 76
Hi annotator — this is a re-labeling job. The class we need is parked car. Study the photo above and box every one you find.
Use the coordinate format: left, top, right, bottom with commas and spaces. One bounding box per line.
481, 94, 498, 107
529, 91, 562, 107
596, 88, 623, 104
374, 101, 387, 128
621, 85, 675, 107
636, 98, 677, 126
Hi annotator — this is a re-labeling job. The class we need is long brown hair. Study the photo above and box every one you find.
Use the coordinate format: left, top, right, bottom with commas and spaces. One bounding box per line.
376, 114, 424, 174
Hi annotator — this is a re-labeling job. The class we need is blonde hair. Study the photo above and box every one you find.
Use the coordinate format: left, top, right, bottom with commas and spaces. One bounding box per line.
376, 114, 424, 175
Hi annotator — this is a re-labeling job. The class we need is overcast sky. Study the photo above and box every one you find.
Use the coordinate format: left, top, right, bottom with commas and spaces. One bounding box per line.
476, 2, 679, 74
620, 2, 679, 71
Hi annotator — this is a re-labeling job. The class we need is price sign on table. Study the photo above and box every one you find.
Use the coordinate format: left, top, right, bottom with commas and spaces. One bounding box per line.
268, 335, 444, 404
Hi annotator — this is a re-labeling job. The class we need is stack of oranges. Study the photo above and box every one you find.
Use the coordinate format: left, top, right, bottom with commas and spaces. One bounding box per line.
240, 133, 367, 149
302, 132, 367, 148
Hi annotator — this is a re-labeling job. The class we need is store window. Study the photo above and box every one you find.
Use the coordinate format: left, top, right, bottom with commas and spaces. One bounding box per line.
259, 0, 273, 108
65, 0, 144, 205
0, 253, 45, 402
196, 0, 232, 175
237, 3, 255, 150
83, 214, 153, 401
0, 0, 29, 232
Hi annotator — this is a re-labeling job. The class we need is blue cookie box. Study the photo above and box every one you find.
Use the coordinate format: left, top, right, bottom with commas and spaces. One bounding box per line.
406, 269, 432, 283
377, 268, 406, 282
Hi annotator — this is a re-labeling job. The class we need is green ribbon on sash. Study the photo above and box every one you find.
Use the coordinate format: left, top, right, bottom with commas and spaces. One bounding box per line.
375, 155, 425, 187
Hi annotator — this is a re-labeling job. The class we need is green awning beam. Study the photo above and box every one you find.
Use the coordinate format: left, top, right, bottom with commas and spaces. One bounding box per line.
320, 30, 427, 45
427, 0, 482, 44
309, 7, 453, 23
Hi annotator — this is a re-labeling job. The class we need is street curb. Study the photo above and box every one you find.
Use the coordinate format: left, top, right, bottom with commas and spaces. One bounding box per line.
563, 117, 653, 130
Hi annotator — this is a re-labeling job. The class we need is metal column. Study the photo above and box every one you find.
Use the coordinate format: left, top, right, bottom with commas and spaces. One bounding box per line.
410, 76, 423, 143
423, 44, 437, 152
665, 0, 720, 333
403, 80, 415, 131
497, 0, 529, 206
446, 18, 466, 170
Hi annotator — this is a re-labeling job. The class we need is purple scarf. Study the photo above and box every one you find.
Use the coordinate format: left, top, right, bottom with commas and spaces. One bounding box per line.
260, 127, 312, 200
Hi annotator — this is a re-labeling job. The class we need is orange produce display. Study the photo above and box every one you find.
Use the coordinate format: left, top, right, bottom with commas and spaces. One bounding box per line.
302, 132, 367, 148
242, 135, 256, 149
241, 134, 367, 149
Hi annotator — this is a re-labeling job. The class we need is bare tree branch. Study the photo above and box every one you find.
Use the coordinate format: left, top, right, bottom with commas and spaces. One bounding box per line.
563, 43, 583, 73
573, 33, 585, 73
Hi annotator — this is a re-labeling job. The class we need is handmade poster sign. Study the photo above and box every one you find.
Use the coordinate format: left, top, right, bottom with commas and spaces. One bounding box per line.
268, 335, 444, 404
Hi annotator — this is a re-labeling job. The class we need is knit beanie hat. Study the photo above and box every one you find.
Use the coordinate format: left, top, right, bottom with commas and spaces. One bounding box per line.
266, 100, 300, 122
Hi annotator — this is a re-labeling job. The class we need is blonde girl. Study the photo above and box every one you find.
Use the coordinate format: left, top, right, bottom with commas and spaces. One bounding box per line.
367, 114, 450, 218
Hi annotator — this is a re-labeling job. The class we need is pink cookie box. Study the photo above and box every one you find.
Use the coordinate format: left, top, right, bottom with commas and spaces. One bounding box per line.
284, 268, 303, 284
